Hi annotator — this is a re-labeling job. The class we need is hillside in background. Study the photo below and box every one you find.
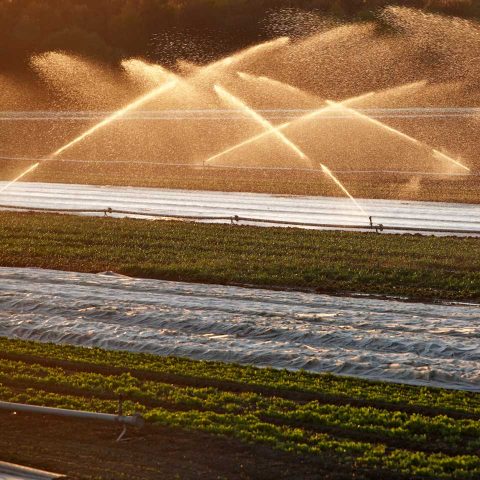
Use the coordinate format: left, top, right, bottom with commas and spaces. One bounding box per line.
0, 0, 479, 70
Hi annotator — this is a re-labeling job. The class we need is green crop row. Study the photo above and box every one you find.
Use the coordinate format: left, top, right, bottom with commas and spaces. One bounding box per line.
1, 381, 480, 479
1, 357, 480, 455
1, 211, 479, 302
2, 337, 479, 417
146, 409, 480, 480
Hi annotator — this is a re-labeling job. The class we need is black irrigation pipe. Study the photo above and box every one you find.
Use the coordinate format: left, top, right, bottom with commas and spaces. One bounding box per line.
228, 216, 480, 235
0, 204, 235, 221
2, 204, 480, 236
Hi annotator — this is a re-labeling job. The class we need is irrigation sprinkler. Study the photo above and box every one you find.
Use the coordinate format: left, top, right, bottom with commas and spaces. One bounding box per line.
0, 400, 145, 442
369, 216, 384, 233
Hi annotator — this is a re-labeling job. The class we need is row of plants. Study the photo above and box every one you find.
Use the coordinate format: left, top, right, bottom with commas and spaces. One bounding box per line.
1, 381, 480, 479
1, 211, 479, 302
2, 338, 479, 417
1, 357, 479, 454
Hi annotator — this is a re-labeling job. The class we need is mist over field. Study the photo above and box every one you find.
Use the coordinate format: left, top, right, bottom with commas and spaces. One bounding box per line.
1, 0, 479, 70
1, 2, 480, 479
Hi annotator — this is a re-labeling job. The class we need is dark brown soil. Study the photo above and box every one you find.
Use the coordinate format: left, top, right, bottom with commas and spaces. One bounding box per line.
0, 412, 361, 480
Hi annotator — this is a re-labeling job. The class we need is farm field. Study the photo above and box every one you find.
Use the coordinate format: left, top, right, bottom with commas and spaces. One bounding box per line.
1, 3, 480, 478
0, 211, 479, 302
1, 160, 479, 204
1, 338, 480, 479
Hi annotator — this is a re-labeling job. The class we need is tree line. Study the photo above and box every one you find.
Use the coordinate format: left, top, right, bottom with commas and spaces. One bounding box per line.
0, 0, 478, 70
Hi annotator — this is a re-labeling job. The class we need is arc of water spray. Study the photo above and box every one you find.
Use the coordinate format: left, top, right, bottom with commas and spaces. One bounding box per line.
432, 149, 470, 173
213, 84, 368, 217
193, 37, 290, 78
214, 84, 312, 167
53, 80, 177, 157
325, 101, 470, 172
0, 162, 40, 193
0, 80, 178, 193
318, 164, 368, 216
205, 91, 374, 165
237, 71, 305, 94
121, 59, 176, 85
0, 39, 288, 193
222, 75, 469, 172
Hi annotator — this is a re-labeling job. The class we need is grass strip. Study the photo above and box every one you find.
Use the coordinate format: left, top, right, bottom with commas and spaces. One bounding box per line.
1, 338, 479, 419
0, 211, 479, 301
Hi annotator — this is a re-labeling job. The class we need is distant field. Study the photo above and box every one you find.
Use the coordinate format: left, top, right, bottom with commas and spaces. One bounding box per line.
0, 211, 479, 301
1, 160, 479, 204
1, 337, 480, 479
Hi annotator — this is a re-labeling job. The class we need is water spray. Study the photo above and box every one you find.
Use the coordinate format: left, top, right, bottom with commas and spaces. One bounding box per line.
0, 162, 40, 193
53, 80, 177, 158
0, 80, 178, 193
193, 37, 289, 80
432, 149, 470, 172
320, 165, 368, 216
121, 59, 177, 85
326, 101, 470, 172
214, 84, 312, 167
217, 75, 469, 174
205, 91, 374, 165
214, 84, 368, 218
237, 71, 308, 95
325, 100, 422, 146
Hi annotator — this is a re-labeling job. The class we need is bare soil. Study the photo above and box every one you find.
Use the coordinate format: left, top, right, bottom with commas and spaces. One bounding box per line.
0, 412, 357, 480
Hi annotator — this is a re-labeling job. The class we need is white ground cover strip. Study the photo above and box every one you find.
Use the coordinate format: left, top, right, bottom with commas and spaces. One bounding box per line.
1, 181, 480, 235
1, 267, 479, 390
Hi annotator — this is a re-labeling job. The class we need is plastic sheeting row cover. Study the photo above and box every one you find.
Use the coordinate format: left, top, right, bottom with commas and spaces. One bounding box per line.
2, 267, 480, 391
1, 182, 480, 236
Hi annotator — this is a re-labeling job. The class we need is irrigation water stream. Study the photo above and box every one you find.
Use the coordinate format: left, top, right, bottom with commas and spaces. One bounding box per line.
1, 267, 479, 391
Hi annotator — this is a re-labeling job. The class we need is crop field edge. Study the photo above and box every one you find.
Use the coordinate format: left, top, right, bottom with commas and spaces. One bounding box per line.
0, 211, 479, 302
1, 337, 480, 479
